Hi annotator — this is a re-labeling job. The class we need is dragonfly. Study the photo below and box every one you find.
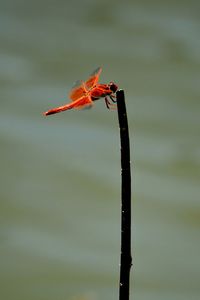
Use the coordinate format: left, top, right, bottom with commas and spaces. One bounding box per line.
43, 67, 118, 116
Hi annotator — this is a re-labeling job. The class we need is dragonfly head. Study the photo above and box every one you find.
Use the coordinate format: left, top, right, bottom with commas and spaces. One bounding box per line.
108, 82, 118, 93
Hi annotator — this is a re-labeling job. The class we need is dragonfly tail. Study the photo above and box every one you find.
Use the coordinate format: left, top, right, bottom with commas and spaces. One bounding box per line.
43, 96, 93, 116
43, 103, 73, 116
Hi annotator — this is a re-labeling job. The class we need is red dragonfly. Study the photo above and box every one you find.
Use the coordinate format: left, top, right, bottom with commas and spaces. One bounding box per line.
43, 67, 118, 116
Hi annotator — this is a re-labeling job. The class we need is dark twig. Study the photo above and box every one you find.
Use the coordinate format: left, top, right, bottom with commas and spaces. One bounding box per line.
116, 90, 132, 300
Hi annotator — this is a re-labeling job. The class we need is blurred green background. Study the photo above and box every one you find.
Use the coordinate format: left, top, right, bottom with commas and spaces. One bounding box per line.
0, 0, 200, 299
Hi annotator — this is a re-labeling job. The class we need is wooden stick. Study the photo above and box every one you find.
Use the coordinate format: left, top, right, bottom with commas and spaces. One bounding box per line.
117, 90, 132, 300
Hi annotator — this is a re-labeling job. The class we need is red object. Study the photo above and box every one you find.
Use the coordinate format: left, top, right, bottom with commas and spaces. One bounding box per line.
43, 67, 118, 116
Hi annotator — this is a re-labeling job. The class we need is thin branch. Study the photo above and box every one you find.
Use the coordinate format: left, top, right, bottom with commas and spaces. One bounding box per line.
117, 89, 132, 300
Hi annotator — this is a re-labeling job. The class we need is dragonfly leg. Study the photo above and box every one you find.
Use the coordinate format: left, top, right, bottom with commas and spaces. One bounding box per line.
105, 96, 116, 110
109, 94, 117, 103
105, 96, 111, 109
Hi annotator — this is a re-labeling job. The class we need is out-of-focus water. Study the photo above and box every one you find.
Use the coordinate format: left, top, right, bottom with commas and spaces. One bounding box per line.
0, 0, 200, 299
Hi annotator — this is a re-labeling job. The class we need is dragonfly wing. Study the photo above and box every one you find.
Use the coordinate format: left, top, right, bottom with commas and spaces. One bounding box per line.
73, 95, 93, 110
85, 67, 102, 89
69, 80, 88, 102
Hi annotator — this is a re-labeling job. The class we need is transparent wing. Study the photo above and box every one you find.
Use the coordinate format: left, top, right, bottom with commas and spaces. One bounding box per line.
69, 80, 88, 102
85, 67, 102, 89
72, 95, 93, 110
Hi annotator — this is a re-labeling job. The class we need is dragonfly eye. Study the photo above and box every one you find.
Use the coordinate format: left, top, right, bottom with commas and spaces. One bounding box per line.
109, 82, 118, 93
